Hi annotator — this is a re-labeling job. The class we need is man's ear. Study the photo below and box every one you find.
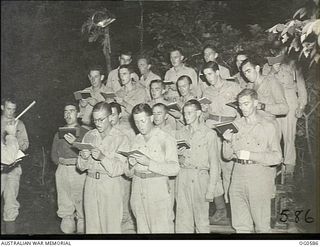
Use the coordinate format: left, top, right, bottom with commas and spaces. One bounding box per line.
215, 70, 220, 77
181, 55, 184, 61
119, 112, 122, 119
150, 115, 154, 123
196, 110, 202, 118
100, 75, 105, 81
1, 105, 4, 111
76, 112, 81, 118
164, 113, 169, 120
147, 64, 151, 70
253, 99, 259, 108
255, 65, 261, 73
214, 53, 219, 59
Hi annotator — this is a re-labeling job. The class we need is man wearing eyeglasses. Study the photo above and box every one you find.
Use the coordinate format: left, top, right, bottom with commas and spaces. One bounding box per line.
77, 102, 130, 233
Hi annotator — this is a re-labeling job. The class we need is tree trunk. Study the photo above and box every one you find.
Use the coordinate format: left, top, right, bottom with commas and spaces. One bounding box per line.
103, 28, 112, 74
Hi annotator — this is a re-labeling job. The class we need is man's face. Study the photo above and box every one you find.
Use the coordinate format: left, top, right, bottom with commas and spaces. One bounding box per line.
119, 68, 131, 85
177, 78, 191, 97
92, 109, 110, 133
241, 62, 259, 83
138, 58, 150, 75
183, 105, 199, 125
64, 105, 78, 126
203, 48, 217, 63
152, 106, 167, 126
150, 82, 163, 100
88, 70, 104, 88
170, 50, 183, 67
133, 112, 153, 135
109, 107, 120, 126
1, 101, 17, 119
238, 95, 258, 117
236, 54, 247, 70
203, 68, 218, 86
119, 54, 132, 66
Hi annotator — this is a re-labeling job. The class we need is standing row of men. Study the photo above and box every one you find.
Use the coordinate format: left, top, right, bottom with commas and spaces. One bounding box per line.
1, 43, 307, 234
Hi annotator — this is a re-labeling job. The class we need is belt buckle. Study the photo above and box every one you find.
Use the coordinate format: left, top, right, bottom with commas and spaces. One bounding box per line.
95, 172, 100, 179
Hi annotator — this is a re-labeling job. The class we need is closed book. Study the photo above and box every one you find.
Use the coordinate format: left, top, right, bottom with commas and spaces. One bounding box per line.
58, 127, 79, 139
72, 142, 95, 151
214, 122, 239, 135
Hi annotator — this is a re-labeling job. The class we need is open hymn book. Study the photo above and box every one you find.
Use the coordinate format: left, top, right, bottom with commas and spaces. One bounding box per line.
2, 150, 28, 166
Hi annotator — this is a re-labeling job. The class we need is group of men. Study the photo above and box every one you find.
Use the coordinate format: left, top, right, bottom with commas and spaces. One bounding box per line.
1, 43, 307, 234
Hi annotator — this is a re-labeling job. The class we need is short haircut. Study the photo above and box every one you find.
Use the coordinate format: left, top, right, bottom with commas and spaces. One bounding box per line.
183, 99, 202, 111
202, 61, 219, 73
150, 79, 165, 89
120, 50, 133, 57
202, 44, 217, 53
137, 54, 152, 65
239, 54, 265, 72
92, 102, 111, 116
152, 103, 168, 114
110, 102, 122, 114
177, 75, 192, 86
237, 89, 258, 101
64, 101, 79, 112
169, 46, 184, 56
119, 64, 134, 74
236, 50, 250, 58
132, 103, 152, 116
88, 65, 104, 75
1, 95, 17, 106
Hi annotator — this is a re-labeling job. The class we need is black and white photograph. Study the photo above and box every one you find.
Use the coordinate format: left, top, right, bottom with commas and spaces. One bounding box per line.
1, 0, 319, 239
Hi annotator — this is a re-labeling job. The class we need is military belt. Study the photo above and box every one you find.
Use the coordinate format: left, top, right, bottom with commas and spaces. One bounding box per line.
59, 157, 77, 166
87, 171, 109, 179
234, 159, 256, 165
134, 170, 164, 179
180, 165, 209, 171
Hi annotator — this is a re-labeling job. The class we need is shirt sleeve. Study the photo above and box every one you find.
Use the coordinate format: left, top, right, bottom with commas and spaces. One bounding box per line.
265, 78, 289, 116
51, 133, 59, 165
206, 131, 220, 196
100, 135, 130, 177
148, 136, 180, 176
16, 120, 29, 151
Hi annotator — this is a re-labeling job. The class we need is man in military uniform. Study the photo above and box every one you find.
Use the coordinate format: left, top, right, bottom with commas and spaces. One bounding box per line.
233, 51, 253, 89
164, 47, 198, 102
51, 102, 89, 234
1, 96, 29, 234
77, 102, 130, 233
78, 65, 112, 127
262, 51, 307, 181
222, 89, 282, 233
137, 54, 161, 99
128, 103, 179, 233
201, 61, 241, 224
175, 99, 220, 233
106, 51, 139, 92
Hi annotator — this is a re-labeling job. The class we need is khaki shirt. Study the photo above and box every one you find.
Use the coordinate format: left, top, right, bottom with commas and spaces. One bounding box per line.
78, 84, 112, 124
116, 84, 149, 122
176, 123, 220, 195
1, 135, 19, 165
107, 67, 139, 93
164, 65, 198, 102
139, 71, 161, 99
223, 115, 282, 166
130, 127, 179, 177
1, 117, 29, 152
203, 80, 241, 118
77, 127, 130, 177
254, 75, 289, 117
263, 63, 307, 108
